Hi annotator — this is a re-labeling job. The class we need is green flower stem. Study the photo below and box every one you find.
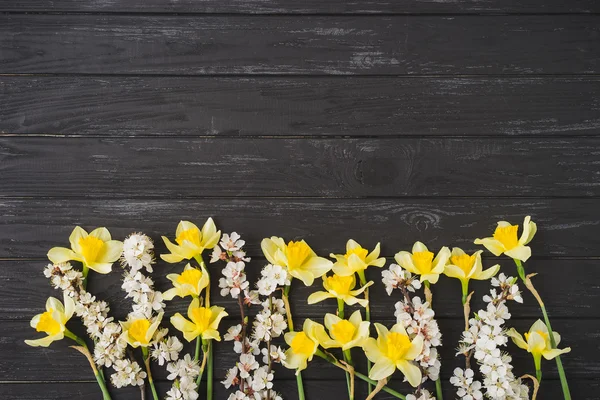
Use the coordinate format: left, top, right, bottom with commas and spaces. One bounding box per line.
82, 263, 89, 289
316, 350, 406, 399
342, 349, 353, 400
195, 336, 201, 362
65, 330, 112, 400
337, 298, 345, 319
461, 280, 469, 306
515, 259, 571, 400
357, 270, 373, 395
142, 347, 159, 400
207, 339, 214, 400
196, 341, 209, 386
283, 282, 305, 400
296, 371, 306, 400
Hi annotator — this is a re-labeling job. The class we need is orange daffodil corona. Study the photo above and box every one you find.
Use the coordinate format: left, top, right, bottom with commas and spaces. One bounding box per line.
48, 226, 123, 274
330, 239, 386, 276
394, 241, 451, 284
363, 322, 424, 387
261, 237, 333, 286
161, 219, 221, 264
25, 293, 75, 347
307, 274, 373, 307
474, 216, 537, 262
170, 297, 228, 342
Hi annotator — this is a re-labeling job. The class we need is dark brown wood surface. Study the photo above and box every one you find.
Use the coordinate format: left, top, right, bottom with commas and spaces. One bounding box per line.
0, 0, 598, 399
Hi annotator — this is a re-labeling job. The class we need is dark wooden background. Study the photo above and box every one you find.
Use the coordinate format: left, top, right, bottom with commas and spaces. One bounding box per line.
1, 1, 599, 399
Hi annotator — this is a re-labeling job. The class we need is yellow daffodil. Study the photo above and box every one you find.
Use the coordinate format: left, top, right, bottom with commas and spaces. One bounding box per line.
315, 310, 370, 351
163, 263, 210, 300
170, 297, 228, 342
474, 216, 537, 262
120, 313, 164, 348
307, 274, 373, 307
394, 241, 450, 284
507, 320, 570, 373
330, 239, 386, 276
261, 237, 333, 286
47, 226, 123, 274
362, 323, 423, 386
283, 319, 325, 374
25, 294, 75, 347
444, 248, 500, 289
161, 219, 221, 263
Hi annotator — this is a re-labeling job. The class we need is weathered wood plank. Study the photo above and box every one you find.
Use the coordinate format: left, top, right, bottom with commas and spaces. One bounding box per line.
2, 379, 596, 400
1, 199, 598, 258
3, 258, 597, 320
3, 318, 593, 382
1, 137, 599, 198
3, 76, 600, 137
2, 0, 599, 14
1, 15, 598, 75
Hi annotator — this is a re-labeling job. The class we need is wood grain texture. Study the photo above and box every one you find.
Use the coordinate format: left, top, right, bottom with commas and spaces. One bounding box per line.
3, 258, 598, 321
3, 0, 600, 14
1, 15, 599, 75
2, 379, 597, 400
2, 137, 600, 198
3, 317, 594, 382
1, 199, 599, 258
3, 76, 600, 137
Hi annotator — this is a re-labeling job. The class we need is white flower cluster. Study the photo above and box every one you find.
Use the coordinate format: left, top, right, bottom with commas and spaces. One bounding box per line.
165, 354, 202, 400
44, 262, 135, 378
214, 233, 285, 400
406, 389, 435, 400
382, 263, 422, 295
120, 233, 200, 399
457, 274, 529, 400
121, 233, 155, 273
214, 233, 257, 302
450, 368, 483, 400
384, 264, 442, 382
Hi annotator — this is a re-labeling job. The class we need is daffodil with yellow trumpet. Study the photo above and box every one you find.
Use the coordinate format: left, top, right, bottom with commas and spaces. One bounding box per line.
444, 248, 500, 304
170, 298, 228, 342
161, 219, 221, 264
394, 241, 450, 285
163, 263, 210, 300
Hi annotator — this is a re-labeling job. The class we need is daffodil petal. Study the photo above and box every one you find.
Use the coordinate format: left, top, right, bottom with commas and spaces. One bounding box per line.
412, 241, 428, 253
69, 226, 87, 253
394, 251, 418, 274
87, 262, 113, 274
47, 247, 77, 264
405, 335, 423, 360
506, 328, 528, 350
474, 264, 500, 280
444, 264, 467, 279
474, 238, 505, 256
505, 245, 531, 262
369, 359, 395, 381
396, 360, 422, 387
542, 347, 571, 360
97, 240, 123, 263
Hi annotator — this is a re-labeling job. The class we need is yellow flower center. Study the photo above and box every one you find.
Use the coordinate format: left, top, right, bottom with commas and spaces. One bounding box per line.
177, 268, 202, 287
325, 275, 355, 296
412, 251, 434, 274
290, 332, 315, 357
525, 330, 549, 343
79, 236, 105, 263
493, 225, 519, 250
450, 254, 476, 275
129, 319, 151, 345
344, 247, 368, 261
331, 320, 356, 344
385, 332, 412, 362
37, 309, 61, 336
176, 228, 202, 247
285, 241, 312, 271
190, 307, 213, 333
